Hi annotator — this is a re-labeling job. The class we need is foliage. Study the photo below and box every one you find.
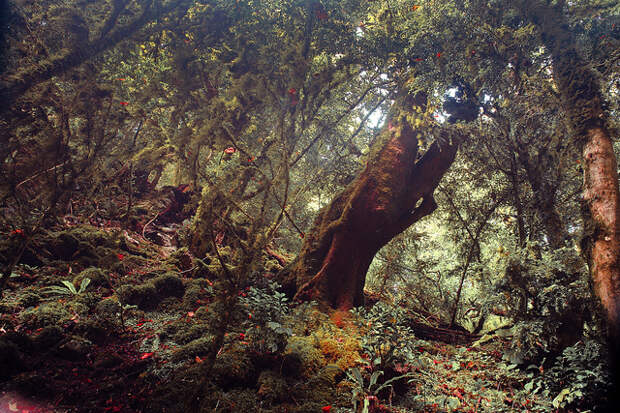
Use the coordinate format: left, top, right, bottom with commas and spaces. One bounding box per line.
239, 280, 292, 354
42, 278, 90, 297
522, 339, 611, 411
351, 301, 419, 371
488, 245, 591, 364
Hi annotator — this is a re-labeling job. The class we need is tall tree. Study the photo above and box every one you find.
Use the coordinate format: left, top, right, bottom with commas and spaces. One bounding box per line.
524, 0, 620, 373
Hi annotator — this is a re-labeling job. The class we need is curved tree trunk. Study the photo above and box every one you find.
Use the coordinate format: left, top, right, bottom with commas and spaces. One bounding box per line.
527, 0, 620, 385
286, 94, 460, 310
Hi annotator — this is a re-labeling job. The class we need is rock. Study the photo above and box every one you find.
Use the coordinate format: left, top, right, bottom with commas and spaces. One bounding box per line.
57, 336, 92, 361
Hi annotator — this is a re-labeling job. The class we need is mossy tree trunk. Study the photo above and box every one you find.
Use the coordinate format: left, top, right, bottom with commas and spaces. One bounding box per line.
527, 0, 620, 374
287, 93, 460, 310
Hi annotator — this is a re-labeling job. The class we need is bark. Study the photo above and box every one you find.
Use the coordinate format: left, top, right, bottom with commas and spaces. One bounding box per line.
527, 0, 620, 379
286, 95, 460, 309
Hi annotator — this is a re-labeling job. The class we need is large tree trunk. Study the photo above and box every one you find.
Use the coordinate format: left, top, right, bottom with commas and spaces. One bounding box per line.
286, 94, 459, 310
528, 0, 620, 382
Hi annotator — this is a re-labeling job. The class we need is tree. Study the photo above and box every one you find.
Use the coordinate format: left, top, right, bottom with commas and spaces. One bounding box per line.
520, 0, 620, 377
283, 88, 463, 309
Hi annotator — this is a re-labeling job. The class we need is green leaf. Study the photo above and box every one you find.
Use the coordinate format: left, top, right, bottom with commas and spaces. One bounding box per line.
552, 388, 570, 408
61, 280, 77, 294
78, 278, 91, 293
369, 370, 383, 389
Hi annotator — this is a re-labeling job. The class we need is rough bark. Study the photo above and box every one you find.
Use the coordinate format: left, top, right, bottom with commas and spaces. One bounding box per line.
527, 0, 620, 379
286, 95, 460, 309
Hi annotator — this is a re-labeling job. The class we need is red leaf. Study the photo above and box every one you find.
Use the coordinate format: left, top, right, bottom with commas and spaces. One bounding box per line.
436, 52, 442, 58
322, 406, 332, 412
117, 253, 124, 260
140, 352, 154, 360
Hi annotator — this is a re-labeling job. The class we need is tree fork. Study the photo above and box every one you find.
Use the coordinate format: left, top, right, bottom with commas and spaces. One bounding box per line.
285, 92, 461, 310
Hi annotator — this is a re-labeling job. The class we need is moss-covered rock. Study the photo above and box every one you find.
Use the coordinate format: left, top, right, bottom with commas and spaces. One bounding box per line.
152, 273, 185, 298
181, 279, 212, 311
173, 324, 208, 345
33, 325, 65, 350
171, 336, 215, 362
18, 290, 41, 308
41, 227, 119, 267
212, 343, 256, 388
282, 336, 324, 378
73, 267, 109, 288
20, 301, 71, 329
118, 283, 159, 310
95, 297, 121, 316
256, 370, 289, 402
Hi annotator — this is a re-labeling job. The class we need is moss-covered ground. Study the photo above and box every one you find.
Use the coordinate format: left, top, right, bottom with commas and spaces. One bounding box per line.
0, 194, 572, 413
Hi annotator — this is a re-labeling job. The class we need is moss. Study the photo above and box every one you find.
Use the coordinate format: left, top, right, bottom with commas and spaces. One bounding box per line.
212, 343, 256, 388
256, 370, 288, 402
19, 290, 41, 307
168, 247, 193, 271
171, 335, 215, 362
152, 272, 185, 298
95, 297, 121, 316
182, 279, 212, 311
73, 267, 109, 288
118, 282, 159, 310
173, 323, 207, 345
20, 301, 71, 329
282, 336, 324, 378
43, 227, 119, 266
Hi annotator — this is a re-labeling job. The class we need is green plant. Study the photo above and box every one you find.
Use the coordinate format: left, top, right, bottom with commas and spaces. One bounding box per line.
521, 340, 611, 411
42, 278, 91, 297
346, 366, 416, 413
239, 281, 292, 353
351, 301, 418, 371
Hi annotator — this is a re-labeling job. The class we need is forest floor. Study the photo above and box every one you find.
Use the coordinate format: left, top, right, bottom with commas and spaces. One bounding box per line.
0, 187, 557, 413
